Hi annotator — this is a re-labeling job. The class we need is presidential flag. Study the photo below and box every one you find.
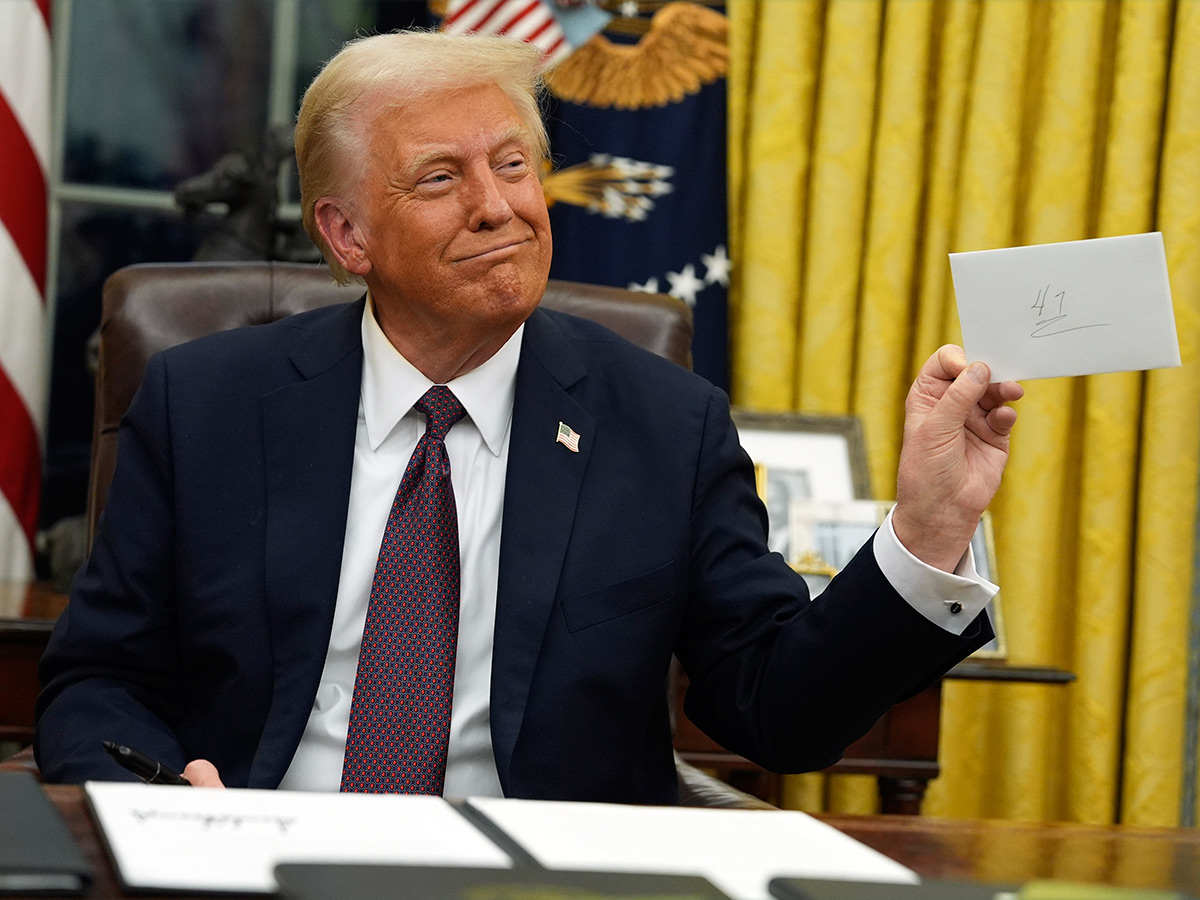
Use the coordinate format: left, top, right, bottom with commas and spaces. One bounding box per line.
539, 2, 730, 389
439, 1, 730, 389
0, 0, 51, 581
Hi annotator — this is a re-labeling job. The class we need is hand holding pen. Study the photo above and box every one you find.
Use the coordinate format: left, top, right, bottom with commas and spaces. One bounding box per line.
102, 741, 191, 786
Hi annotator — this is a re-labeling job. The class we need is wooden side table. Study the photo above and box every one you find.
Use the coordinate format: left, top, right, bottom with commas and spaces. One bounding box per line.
0, 581, 68, 745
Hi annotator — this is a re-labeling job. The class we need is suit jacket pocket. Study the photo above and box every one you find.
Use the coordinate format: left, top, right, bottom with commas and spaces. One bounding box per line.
559, 560, 679, 634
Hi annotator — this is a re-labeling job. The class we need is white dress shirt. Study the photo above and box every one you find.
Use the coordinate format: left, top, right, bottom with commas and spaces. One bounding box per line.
279, 301, 997, 794
280, 299, 520, 797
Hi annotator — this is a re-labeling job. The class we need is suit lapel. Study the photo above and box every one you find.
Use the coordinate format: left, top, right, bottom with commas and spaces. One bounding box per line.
250, 299, 364, 786
491, 309, 595, 785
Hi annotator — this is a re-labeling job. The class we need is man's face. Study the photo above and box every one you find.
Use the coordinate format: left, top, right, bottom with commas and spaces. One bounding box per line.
346, 82, 552, 351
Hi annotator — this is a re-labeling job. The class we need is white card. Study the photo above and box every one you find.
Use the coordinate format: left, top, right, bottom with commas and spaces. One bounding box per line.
950, 232, 1180, 381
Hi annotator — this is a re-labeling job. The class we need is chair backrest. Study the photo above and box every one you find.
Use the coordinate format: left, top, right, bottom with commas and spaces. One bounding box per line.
89, 261, 693, 545
83, 261, 769, 808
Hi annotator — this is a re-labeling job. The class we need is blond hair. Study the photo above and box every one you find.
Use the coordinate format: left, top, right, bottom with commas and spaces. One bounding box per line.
295, 31, 548, 284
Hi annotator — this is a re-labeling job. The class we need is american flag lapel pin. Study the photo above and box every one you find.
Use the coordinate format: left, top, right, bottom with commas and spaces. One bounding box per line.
556, 421, 581, 453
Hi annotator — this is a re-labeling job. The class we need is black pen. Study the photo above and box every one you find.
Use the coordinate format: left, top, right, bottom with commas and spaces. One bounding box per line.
102, 740, 191, 785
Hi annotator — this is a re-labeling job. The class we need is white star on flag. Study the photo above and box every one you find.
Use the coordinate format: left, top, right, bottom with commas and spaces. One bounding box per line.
628, 278, 660, 294
702, 245, 731, 287
666, 264, 705, 307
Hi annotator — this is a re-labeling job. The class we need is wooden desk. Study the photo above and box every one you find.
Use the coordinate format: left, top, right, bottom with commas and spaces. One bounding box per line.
672, 662, 1074, 815
828, 812, 1200, 893
27, 785, 1200, 898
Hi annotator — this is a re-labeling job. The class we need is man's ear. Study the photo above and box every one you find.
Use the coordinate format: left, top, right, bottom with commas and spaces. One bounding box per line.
314, 198, 372, 277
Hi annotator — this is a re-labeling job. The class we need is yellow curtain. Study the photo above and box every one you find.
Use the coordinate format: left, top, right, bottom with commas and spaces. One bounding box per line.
729, 0, 1200, 826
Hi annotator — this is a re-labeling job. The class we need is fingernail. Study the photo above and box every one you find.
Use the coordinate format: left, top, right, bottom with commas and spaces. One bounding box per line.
967, 362, 989, 384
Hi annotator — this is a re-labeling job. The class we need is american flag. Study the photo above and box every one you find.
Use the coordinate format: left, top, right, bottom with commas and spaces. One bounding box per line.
441, 0, 610, 71
0, 0, 50, 581
556, 421, 581, 453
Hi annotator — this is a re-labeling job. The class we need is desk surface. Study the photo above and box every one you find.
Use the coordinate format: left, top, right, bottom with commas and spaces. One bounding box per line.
27, 785, 1200, 898
827, 813, 1200, 892
0, 580, 65, 619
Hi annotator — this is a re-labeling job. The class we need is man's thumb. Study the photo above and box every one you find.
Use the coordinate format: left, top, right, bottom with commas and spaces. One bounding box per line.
932, 361, 990, 429
182, 758, 225, 788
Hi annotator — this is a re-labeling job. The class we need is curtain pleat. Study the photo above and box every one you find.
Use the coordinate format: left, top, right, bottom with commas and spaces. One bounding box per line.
728, 0, 1200, 825
1132, 0, 1200, 825
854, 0, 934, 493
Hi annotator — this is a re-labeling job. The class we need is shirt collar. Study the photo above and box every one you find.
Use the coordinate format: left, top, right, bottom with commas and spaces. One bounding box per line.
360, 294, 523, 455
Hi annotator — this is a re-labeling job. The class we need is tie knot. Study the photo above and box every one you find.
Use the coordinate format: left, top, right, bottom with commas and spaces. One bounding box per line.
415, 386, 466, 442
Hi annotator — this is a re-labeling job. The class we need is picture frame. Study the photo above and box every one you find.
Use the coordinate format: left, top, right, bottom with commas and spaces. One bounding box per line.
786, 498, 1008, 660
732, 409, 872, 565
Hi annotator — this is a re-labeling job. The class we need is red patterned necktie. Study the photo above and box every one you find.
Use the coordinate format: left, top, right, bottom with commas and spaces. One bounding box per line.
341, 385, 467, 794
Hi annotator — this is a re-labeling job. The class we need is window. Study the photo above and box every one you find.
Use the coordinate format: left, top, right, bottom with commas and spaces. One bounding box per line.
43, 0, 431, 529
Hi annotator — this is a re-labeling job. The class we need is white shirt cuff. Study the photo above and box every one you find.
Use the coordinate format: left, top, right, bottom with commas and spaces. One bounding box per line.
871, 507, 997, 635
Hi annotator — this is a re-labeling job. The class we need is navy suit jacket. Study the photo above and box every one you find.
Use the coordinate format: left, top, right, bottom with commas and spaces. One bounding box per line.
36, 299, 989, 801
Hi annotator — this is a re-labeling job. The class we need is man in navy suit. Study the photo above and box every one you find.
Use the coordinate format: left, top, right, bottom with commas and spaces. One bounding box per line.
36, 31, 1022, 801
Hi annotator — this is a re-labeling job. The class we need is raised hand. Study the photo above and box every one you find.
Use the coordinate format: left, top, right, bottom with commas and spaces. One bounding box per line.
892, 345, 1023, 573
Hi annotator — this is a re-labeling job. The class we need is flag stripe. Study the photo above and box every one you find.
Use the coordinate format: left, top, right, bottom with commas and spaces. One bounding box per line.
440, 0, 596, 74
0, 97, 48, 296
0, 227, 48, 430
496, 0, 542, 36
0, 497, 34, 582
0, 365, 40, 551
0, 0, 48, 581
540, 34, 571, 67
467, 0, 511, 33
446, 0, 510, 33
514, 12, 555, 42
442, 0, 483, 30
0, 0, 53, 172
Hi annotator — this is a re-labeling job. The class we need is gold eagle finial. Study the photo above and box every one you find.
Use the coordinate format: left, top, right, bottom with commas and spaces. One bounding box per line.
545, 2, 728, 110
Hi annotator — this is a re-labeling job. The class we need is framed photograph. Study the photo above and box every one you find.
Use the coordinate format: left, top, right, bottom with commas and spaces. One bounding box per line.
786, 499, 1007, 660
732, 410, 871, 564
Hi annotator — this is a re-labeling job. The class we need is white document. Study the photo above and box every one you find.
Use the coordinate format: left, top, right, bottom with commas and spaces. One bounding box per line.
84, 782, 513, 894
950, 232, 1180, 381
467, 796, 917, 900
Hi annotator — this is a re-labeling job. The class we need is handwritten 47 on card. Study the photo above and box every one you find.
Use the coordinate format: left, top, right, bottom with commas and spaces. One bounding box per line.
949, 232, 1180, 382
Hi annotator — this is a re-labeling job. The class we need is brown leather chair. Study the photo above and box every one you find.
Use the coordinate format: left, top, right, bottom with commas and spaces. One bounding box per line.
59, 260, 770, 808
88, 261, 695, 546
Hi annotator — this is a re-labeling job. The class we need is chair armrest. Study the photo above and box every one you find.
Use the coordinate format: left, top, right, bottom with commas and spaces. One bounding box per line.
0, 745, 41, 779
674, 754, 776, 809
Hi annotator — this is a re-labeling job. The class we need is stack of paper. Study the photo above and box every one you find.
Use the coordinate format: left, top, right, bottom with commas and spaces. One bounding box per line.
84, 782, 915, 899
84, 782, 513, 894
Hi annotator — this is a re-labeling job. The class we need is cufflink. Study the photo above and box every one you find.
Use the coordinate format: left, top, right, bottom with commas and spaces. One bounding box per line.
944, 600, 963, 615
